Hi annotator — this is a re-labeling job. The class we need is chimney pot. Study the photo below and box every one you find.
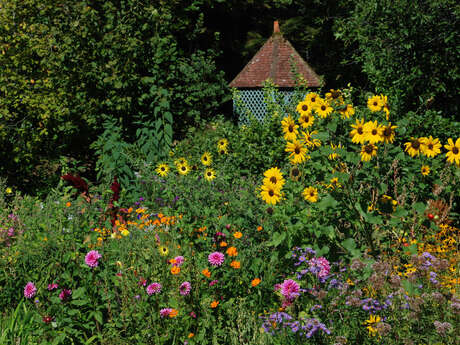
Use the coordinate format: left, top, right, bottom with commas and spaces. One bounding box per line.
274, 21, 280, 33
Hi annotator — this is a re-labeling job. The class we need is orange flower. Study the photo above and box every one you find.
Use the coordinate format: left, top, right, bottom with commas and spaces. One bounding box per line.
169, 258, 177, 265
202, 268, 211, 278
251, 278, 261, 287
171, 266, 180, 275
230, 260, 241, 269
233, 232, 242, 239
257, 226, 263, 231
188, 333, 194, 338
169, 309, 178, 318
211, 300, 219, 308
226, 246, 238, 257
66, 202, 71, 207
220, 241, 228, 247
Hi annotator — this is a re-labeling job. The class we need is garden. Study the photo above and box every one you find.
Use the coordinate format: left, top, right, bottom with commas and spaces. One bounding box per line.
1, 1, 459, 345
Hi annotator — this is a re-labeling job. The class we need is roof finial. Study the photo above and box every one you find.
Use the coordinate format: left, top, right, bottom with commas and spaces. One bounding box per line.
273, 21, 280, 33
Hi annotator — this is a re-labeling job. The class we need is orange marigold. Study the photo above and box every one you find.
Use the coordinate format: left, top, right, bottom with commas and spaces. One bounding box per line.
169, 309, 178, 318
251, 278, 261, 287
226, 246, 238, 257
230, 260, 241, 269
188, 333, 194, 338
233, 231, 242, 239
257, 226, 263, 231
220, 241, 228, 247
202, 268, 211, 278
171, 266, 180, 275
211, 300, 219, 308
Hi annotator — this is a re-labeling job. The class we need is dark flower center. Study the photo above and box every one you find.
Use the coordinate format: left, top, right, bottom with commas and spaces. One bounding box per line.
288, 125, 294, 132
365, 145, 374, 154
383, 128, 392, 137
310, 192, 315, 197
302, 105, 308, 111
321, 105, 326, 111
161, 167, 165, 171
331, 91, 340, 99
270, 176, 277, 184
207, 172, 212, 176
220, 150, 225, 154
181, 167, 186, 171
204, 156, 207, 160
311, 97, 316, 102
373, 102, 378, 106
428, 144, 433, 150
411, 140, 420, 149
268, 190, 274, 197
358, 127, 364, 134
453, 147, 459, 154
292, 168, 300, 176
372, 129, 378, 135
294, 147, 300, 154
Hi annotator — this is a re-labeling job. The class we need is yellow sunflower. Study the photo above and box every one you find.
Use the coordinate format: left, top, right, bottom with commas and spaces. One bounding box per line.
339, 104, 355, 119
367, 95, 383, 112
201, 152, 212, 166
177, 163, 190, 175
380, 95, 390, 120
175, 157, 188, 166
204, 168, 216, 181
315, 99, 334, 118
218, 146, 228, 155
404, 137, 423, 157
302, 186, 318, 203
381, 123, 397, 144
281, 115, 299, 141
363, 120, 383, 144
328, 143, 342, 160
263, 167, 285, 189
325, 89, 343, 105
420, 136, 441, 158
289, 166, 301, 181
301, 130, 321, 148
421, 165, 430, 176
217, 138, 228, 149
296, 101, 312, 116
260, 184, 282, 205
159, 246, 169, 256
156, 163, 169, 177
350, 118, 367, 144
298, 112, 315, 129
444, 138, 460, 166
360, 144, 378, 162
304, 92, 321, 109
285, 140, 308, 164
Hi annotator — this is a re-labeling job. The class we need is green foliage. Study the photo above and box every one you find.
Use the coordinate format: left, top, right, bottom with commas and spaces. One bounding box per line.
334, 0, 459, 116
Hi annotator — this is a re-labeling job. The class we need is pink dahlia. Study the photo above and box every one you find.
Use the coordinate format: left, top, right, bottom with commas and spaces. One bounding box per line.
160, 308, 172, 318
280, 279, 300, 300
208, 252, 225, 266
85, 250, 102, 268
173, 256, 185, 267
146, 282, 162, 295
179, 281, 191, 296
24, 282, 37, 299
47, 283, 58, 291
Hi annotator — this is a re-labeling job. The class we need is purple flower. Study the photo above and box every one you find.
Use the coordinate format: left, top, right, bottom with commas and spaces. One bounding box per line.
24, 282, 37, 299
179, 281, 191, 296
208, 252, 225, 266
59, 289, 72, 301
146, 282, 162, 295
85, 250, 102, 268
280, 279, 300, 300
209, 279, 219, 287
308, 257, 330, 279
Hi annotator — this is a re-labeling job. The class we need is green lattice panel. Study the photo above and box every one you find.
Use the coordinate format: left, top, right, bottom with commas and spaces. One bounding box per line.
234, 90, 296, 124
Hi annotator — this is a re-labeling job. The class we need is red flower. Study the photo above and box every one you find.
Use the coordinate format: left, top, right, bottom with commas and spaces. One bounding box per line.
61, 174, 89, 194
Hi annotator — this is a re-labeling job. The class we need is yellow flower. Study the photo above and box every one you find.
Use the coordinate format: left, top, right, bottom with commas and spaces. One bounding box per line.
281, 115, 299, 141
315, 99, 333, 118
404, 137, 423, 157
218, 146, 228, 155
156, 163, 169, 177
177, 163, 190, 175
367, 95, 383, 112
204, 168, 216, 181
285, 140, 308, 164
217, 138, 228, 149
328, 143, 342, 160
339, 104, 355, 119
363, 120, 383, 144
421, 165, 430, 176
301, 130, 321, 148
302, 186, 318, 203
381, 123, 397, 144
350, 118, 367, 144
174, 157, 187, 166
298, 112, 315, 128
304, 92, 321, 109
233, 232, 242, 239
360, 144, 378, 162
263, 167, 285, 189
444, 138, 460, 166
296, 100, 312, 116
159, 246, 169, 256
364, 314, 381, 337
5, 187, 12, 194
260, 184, 282, 205
201, 152, 212, 166
420, 136, 441, 157
121, 229, 130, 236
380, 95, 390, 120
251, 278, 261, 287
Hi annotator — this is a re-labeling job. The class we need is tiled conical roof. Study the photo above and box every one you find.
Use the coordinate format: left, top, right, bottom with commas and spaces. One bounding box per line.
229, 21, 321, 88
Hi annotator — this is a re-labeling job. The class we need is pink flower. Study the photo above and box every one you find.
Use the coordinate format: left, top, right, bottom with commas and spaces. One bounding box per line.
85, 250, 102, 268
309, 257, 330, 279
59, 289, 72, 301
209, 279, 219, 287
208, 252, 225, 266
24, 282, 37, 299
160, 308, 172, 318
173, 256, 185, 267
190, 311, 196, 318
179, 281, 191, 296
47, 283, 58, 291
280, 279, 300, 300
146, 282, 162, 295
